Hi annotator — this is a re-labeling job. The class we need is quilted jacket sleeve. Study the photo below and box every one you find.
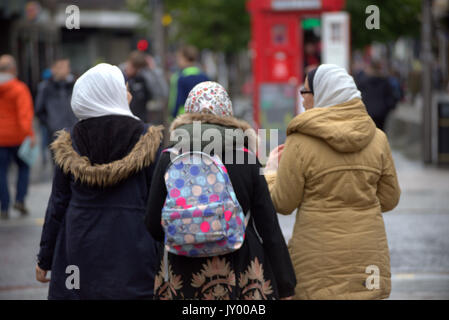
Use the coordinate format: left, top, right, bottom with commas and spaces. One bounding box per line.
377, 134, 401, 212
265, 134, 305, 215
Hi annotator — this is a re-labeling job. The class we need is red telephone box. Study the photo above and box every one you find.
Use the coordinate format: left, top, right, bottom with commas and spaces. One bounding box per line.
247, 0, 347, 137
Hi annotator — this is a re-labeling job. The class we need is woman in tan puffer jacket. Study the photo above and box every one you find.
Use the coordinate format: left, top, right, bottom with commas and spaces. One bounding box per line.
265, 64, 401, 300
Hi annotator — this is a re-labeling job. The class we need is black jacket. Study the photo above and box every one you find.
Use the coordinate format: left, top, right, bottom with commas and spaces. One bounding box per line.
145, 112, 296, 300
128, 72, 153, 122
37, 115, 163, 299
356, 73, 396, 120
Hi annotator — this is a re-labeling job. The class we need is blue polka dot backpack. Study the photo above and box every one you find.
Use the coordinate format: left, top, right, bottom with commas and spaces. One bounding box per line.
160, 148, 250, 270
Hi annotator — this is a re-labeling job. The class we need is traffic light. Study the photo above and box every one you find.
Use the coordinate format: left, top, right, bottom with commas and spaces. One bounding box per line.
137, 39, 149, 52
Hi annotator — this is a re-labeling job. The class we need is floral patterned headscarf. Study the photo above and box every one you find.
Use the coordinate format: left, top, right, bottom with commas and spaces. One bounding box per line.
184, 81, 233, 117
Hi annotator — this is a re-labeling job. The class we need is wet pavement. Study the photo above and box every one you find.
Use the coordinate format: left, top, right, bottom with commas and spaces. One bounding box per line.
1, 150, 448, 300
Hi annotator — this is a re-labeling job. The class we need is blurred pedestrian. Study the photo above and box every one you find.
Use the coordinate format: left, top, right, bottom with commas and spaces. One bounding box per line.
168, 45, 209, 120
141, 53, 169, 125
35, 57, 77, 146
36, 63, 163, 299
356, 61, 396, 130
265, 64, 401, 299
0, 54, 35, 219
407, 59, 422, 105
146, 81, 296, 300
143, 54, 169, 100
37, 68, 53, 167
388, 69, 404, 107
124, 50, 154, 121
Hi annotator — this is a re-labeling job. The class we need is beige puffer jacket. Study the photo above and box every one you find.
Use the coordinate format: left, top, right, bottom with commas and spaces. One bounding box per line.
265, 98, 401, 300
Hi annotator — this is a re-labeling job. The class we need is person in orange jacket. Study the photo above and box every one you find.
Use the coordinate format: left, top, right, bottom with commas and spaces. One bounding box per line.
0, 54, 35, 219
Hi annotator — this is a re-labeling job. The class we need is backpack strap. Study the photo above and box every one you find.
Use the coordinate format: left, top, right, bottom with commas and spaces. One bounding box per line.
162, 147, 180, 155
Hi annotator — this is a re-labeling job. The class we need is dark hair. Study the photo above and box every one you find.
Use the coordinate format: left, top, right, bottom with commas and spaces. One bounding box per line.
178, 45, 199, 63
128, 50, 147, 70
306, 67, 318, 94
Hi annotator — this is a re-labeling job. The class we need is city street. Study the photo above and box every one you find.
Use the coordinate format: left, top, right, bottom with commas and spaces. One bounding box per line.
0, 148, 448, 300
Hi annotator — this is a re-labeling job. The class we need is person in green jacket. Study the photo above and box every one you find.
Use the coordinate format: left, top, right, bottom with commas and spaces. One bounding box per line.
168, 45, 209, 120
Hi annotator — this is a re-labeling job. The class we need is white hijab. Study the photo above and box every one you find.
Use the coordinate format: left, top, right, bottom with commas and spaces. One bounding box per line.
312, 64, 361, 109
71, 63, 139, 120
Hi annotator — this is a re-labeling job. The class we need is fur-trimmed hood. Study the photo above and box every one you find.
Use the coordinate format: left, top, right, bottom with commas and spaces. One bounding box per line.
51, 125, 163, 187
169, 112, 258, 152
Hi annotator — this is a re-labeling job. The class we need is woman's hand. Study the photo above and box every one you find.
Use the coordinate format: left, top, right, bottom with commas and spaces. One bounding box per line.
280, 296, 294, 300
35, 264, 50, 283
265, 144, 285, 173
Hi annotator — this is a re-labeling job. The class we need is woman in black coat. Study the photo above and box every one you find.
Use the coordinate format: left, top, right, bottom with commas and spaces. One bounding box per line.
145, 81, 296, 300
355, 61, 396, 130
35, 63, 163, 299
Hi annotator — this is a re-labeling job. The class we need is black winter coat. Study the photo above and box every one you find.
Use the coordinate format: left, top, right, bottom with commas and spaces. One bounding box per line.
356, 73, 396, 123
145, 112, 296, 300
37, 115, 163, 299
128, 72, 153, 122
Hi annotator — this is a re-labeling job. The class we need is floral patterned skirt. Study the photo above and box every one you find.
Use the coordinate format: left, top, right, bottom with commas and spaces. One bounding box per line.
154, 229, 279, 300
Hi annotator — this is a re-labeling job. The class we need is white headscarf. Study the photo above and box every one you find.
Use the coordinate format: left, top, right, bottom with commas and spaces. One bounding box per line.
71, 63, 139, 120
311, 64, 361, 109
